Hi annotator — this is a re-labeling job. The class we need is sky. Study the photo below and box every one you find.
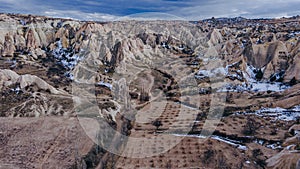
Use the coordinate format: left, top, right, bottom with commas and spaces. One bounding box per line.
0, 0, 299, 21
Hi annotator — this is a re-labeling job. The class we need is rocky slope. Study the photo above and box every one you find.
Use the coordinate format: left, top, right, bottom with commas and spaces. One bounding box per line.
0, 13, 300, 168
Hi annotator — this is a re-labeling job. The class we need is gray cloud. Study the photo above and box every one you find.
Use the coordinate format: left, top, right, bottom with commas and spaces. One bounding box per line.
170, 0, 300, 20
44, 10, 119, 21
0, 0, 299, 20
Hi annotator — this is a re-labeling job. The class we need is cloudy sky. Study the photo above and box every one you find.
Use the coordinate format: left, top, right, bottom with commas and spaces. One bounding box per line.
0, 0, 299, 21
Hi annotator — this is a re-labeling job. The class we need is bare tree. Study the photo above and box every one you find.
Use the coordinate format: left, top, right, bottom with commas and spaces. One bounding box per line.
252, 149, 266, 168
243, 117, 259, 135
152, 120, 162, 131
166, 160, 172, 169
202, 149, 214, 165
217, 154, 229, 169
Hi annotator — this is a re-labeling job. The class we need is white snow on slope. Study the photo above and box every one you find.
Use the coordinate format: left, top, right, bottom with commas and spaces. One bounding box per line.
217, 64, 290, 92
218, 82, 290, 92
97, 81, 112, 90
237, 105, 300, 121
52, 40, 84, 79
173, 134, 247, 150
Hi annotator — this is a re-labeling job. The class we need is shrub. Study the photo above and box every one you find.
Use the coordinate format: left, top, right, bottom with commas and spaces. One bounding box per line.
202, 149, 214, 165
252, 149, 266, 168
152, 120, 162, 130
289, 77, 297, 86
295, 143, 300, 150
243, 117, 259, 135
270, 126, 277, 135
217, 155, 229, 169
255, 69, 263, 81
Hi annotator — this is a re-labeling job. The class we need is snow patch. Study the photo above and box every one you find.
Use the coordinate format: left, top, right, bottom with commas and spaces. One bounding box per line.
196, 67, 227, 79
10, 86, 21, 94
266, 143, 282, 150
19, 20, 26, 25
52, 40, 84, 80
219, 63, 290, 92
5, 59, 17, 68
236, 105, 300, 121
97, 81, 112, 90
173, 134, 247, 150
211, 135, 248, 150
286, 144, 295, 150
254, 139, 265, 145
